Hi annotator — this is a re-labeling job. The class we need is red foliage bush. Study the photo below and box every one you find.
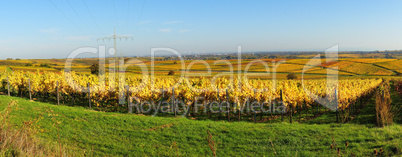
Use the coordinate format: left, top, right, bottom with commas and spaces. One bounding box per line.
396, 81, 402, 96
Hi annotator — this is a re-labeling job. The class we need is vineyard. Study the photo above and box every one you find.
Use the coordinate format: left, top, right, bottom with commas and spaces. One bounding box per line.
1, 58, 401, 78
0, 61, 399, 156
0, 70, 383, 123
2, 1, 402, 155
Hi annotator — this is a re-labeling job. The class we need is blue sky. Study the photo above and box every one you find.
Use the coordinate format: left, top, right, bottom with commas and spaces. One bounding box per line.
1, 0, 402, 59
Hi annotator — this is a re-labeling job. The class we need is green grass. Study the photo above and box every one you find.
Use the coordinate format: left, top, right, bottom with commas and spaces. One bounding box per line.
6, 67, 13, 73
390, 81, 402, 124
0, 95, 401, 156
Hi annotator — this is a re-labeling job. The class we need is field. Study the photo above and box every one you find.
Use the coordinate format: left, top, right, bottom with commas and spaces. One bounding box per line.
4, 0, 402, 156
375, 59, 402, 70
1, 95, 401, 156
1, 57, 401, 78
0, 70, 383, 112
339, 62, 394, 75
0, 55, 401, 156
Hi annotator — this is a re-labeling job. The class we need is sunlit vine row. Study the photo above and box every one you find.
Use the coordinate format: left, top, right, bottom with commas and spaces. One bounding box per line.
0, 70, 381, 111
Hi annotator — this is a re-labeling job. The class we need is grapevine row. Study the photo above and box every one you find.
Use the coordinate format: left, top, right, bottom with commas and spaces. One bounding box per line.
0, 71, 381, 122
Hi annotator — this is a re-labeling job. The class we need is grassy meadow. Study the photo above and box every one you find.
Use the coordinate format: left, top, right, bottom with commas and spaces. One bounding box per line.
1, 93, 401, 156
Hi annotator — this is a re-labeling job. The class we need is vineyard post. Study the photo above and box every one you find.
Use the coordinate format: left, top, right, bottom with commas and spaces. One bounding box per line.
172, 87, 176, 116
335, 89, 339, 123
57, 81, 59, 105
207, 100, 211, 119
238, 100, 241, 121
254, 89, 257, 123
87, 83, 91, 110
280, 90, 283, 122
260, 89, 265, 120
318, 102, 321, 114
260, 102, 263, 120
237, 85, 242, 122
162, 86, 165, 97
29, 79, 32, 100
270, 97, 273, 118
226, 89, 230, 122
7, 77, 10, 96
218, 88, 221, 120
162, 87, 165, 116
350, 101, 353, 115
355, 98, 358, 114
254, 109, 257, 123
314, 102, 317, 117
290, 104, 293, 123
139, 100, 142, 114
305, 101, 308, 120
72, 95, 74, 106
127, 85, 132, 113
312, 102, 315, 117
356, 97, 360, 113
192, 98, 195, 117
182, 97, 186, 117
341, 109, 344, 123
336, 106, 339, 123
298, 104, 301, 123
20, 82, 22, 98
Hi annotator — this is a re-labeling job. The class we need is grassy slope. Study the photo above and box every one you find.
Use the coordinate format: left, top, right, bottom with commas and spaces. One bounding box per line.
0, 95, 401, 156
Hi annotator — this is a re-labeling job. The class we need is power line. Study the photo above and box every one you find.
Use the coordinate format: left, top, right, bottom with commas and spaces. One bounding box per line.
97, 27, 133, 58
82, 0, 105, 35
48, 0, 84, 34
65, 0, 94, 35
113, 0, 117, 27
126, 0, 130, 33
138, 0, 146, 24
135, 0, 146, 33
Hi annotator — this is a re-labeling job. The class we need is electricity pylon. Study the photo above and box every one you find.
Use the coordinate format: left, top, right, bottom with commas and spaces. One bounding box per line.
97, 27, 133, 58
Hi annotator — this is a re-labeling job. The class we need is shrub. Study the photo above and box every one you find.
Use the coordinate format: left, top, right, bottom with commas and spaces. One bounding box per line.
375, 82, 393, 127
396, 81, 402, 96
90, 63, 100, 75
25, 63, 33, 66
168, 70, 175, 76
286, 73, 297, 80
39, 63, 52, 68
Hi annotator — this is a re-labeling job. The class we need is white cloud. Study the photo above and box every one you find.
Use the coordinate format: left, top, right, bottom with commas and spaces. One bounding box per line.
164, 21, 183, 24
139, 20, 151, 24
66, 35, 91, 41
39, 28, 60, 35
159, 28, 172, 33
179, 29, 192, 33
